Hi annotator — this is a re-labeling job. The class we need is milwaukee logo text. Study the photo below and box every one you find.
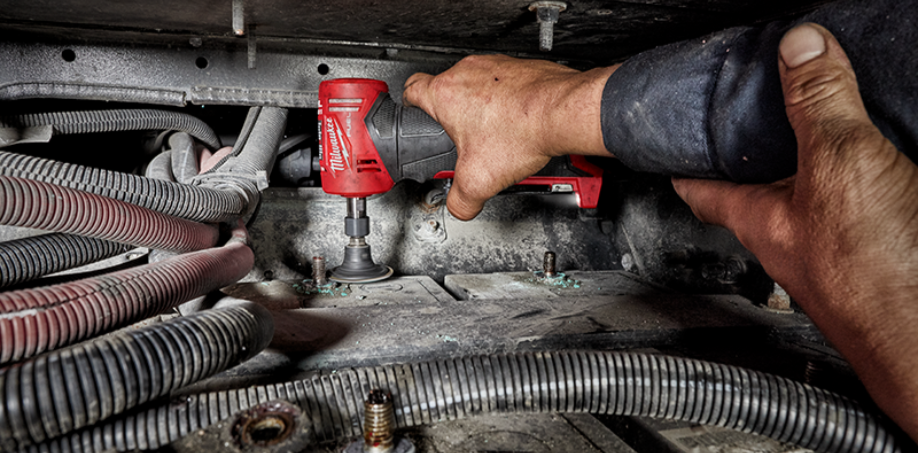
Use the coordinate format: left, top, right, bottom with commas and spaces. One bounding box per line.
325, 117, 351, 176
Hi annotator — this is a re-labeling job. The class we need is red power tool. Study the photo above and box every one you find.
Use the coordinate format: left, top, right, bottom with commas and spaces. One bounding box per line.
318, 78, 602, 282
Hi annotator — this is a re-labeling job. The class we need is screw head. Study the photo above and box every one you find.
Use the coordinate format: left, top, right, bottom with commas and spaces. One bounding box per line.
528, 1, 567, 13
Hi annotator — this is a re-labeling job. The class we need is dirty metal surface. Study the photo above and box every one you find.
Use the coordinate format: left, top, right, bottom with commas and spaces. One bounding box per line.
397, 413, 637, 453
276, 413, 637, 453
166, 400, 314, 453
203, 270, 817, 382
0, 0, 833, 64
0, 27, 459, 108
224, 275, 455, 310
598, 416, 814, 453
444, 270, 668, 300
245, 185, 621, 285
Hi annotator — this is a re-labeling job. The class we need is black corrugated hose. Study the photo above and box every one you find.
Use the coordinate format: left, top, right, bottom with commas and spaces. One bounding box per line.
0, 109, 221, 150
168, 132, 200, 184
0, 151, 244, 223
0, 233, 130, 288
192, 107, 288, 216
0, 299, 274, 452
144, 149, 174, 181
27, 351, 915, 453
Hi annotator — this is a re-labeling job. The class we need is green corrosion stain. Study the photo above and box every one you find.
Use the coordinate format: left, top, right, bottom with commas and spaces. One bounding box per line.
528, 272, 582, 289
294, 280, 351, 297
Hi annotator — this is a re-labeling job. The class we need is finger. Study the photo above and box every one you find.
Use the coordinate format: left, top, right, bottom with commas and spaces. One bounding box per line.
778, 23, 877, 172
402, 73, 435, 113
672, 177, 748, 227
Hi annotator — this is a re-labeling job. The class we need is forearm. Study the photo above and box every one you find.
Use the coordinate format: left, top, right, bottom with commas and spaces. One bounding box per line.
601, 0, 918, 182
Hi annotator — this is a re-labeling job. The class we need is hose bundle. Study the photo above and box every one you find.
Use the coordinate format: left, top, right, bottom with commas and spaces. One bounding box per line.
0, 234, 130, 289
0, 151, 244, 223
0, 230, 254, 365
0, 176, 219, 253
0, 109, 221, 150
0, 301, 274, 451
192, 107, 288, 216
28, 350, 913, 453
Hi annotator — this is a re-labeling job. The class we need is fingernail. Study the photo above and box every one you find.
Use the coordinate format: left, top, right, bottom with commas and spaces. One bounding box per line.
780, 24, 826, 69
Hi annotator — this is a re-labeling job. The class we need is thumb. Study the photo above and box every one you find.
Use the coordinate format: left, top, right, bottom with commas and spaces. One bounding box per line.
445, 173, 487, 221
779, 23, 876, 174
402, 73, 436, 118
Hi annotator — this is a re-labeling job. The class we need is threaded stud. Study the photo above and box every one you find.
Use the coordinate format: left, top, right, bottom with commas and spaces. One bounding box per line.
363, 390, 395, 453
313, 256, 328, 286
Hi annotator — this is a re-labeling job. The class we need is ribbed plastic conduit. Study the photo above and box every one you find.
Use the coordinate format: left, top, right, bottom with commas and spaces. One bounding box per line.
0, 302, 274, 451
0, 151, 244, 223
197, 107, 287, 177
0, 176, 218, 252
0, 234, 254, 365
0, 233, 130, 288
144, 150, 174, 182
0, 109, 221, 150
29, 351, 913, 453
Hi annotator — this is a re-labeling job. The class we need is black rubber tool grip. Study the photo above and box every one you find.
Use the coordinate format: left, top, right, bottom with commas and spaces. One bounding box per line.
366, 93, 458, 183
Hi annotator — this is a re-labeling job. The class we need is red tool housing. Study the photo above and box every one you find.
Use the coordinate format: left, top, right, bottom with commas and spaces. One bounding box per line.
318, 78, 395, 197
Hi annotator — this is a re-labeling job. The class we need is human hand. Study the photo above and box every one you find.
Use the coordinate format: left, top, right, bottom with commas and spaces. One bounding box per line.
403, 55, 616, 220
673, 23, 918, 438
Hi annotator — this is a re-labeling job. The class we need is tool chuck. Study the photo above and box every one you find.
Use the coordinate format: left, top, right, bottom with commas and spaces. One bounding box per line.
330, 197, 393, 283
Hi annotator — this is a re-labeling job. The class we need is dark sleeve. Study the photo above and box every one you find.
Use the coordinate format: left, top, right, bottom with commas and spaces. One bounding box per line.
601, 0, 918, 183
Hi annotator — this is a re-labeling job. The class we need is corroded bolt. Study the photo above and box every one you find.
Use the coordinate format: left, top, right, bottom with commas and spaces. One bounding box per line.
543, 251, 557, 278
312, 256, 328, 286
529, 1, 567, 52
364, 390, 395, 453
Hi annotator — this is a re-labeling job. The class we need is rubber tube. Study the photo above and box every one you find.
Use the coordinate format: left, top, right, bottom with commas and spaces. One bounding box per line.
31, 351, 913, 453
0, 176, 218, 252
0, 151, 244, 223
0, 226, 254, 365
192, 107, 288, 216
144, 150, 174, 181
219, 107, 287, 176
0, 301, 273, 451
0, 233, 130, 288
168, 132, 199, 184
0, 109, 221, 149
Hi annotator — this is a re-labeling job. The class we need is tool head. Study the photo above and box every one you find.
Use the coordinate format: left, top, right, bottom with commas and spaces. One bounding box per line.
318, 78, 395, 198
330, 244, 394, 283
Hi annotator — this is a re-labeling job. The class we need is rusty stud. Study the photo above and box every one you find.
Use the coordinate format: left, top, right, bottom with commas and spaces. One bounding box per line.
543, 251, 557, 278
363, 390, 395, 453
313, 256, 328, 286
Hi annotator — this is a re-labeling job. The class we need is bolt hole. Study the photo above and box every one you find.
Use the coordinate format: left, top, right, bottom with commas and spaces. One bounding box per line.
195, 56, 209, 69
247, 416, 287, 445
317, 63, 330, 75
61, 49, 76, 62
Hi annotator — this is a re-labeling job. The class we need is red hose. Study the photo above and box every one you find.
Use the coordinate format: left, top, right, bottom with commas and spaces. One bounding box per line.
0, 176, 218, 252
0, 224, 254, 365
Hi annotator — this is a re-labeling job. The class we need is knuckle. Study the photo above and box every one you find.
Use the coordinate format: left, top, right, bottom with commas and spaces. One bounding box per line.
784, 66, 852, 111
819, 121, 881, 155
428, 76, 455, 103
458, 54, 493, 67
